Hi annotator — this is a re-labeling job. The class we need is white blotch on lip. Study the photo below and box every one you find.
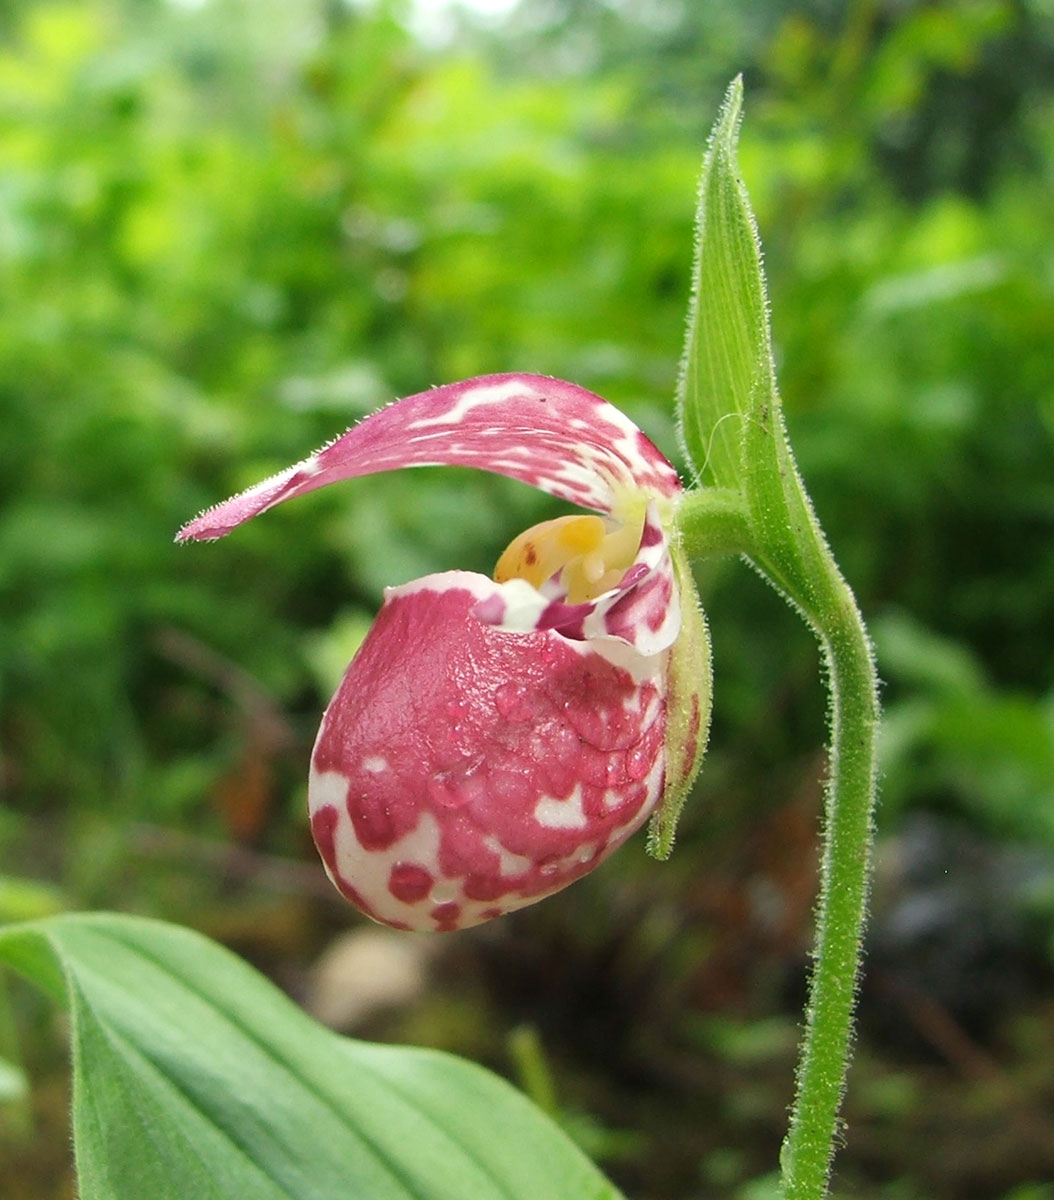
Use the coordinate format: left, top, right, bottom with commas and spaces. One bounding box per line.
363, 756, 388, 774
534, 786, 588, 831
309, 767, 349, 813
481, 835, 533, 876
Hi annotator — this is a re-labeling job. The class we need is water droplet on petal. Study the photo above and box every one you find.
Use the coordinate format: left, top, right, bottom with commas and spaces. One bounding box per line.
494, 680, 534, 722
626, 745, 652, 781
566, 701, 640, 752
428, 772, 468, 809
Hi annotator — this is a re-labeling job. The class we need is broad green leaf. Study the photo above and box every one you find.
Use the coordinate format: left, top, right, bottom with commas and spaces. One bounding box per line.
0, 913, 624, 1200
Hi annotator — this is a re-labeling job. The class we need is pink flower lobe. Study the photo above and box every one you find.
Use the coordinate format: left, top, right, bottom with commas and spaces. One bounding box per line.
308, 575, 667, 930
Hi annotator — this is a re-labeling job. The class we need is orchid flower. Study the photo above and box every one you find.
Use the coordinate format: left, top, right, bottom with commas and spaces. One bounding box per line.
178, 374, 709, 931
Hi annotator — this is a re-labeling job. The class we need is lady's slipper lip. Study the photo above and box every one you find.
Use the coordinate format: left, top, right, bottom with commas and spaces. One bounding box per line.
308, 572, 669, 931
176, 373, 681, 544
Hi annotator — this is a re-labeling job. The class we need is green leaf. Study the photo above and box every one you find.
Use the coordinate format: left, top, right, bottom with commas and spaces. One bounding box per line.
677, 75, 775, 492
0, 913, 624, 1200
677, 77, 838, 619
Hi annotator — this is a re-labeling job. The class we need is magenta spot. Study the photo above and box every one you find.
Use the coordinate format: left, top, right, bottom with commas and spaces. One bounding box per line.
620, 563, 649, 589
581, 784, 609, 819
310, 805, 340, 875
536, 745, 580, 798
643, 583, 677, 633
348, 792, 398, 850
639, 517, 664, 547
437, 817, 502, 880
463, 873, 509, 902
388, 862, 434, 903
431, 902, 462, 931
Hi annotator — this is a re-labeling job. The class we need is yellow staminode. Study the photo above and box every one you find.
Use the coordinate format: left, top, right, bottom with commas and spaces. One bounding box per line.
494, 513, 643, 604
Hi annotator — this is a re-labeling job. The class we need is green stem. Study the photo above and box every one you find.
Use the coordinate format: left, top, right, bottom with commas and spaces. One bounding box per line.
675, 487, 753, 561
741, 385, 881, 1197
677, 494, 880, 1198
780, 581, 879, 1199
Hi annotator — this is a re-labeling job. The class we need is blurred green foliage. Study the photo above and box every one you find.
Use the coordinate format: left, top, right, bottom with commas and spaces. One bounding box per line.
1, 0, 1052, 1195
0, 0, 1048, 840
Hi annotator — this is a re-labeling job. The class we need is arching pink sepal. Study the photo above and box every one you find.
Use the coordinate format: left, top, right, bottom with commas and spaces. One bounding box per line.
177, 374, 681, 542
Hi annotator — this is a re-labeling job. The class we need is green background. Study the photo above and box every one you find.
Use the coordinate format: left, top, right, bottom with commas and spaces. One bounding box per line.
1, 1, 1052, 1196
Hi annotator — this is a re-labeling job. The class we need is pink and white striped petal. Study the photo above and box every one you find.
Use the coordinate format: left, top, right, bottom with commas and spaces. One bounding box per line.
176, 373, 681, 543
308, 573, 668, 931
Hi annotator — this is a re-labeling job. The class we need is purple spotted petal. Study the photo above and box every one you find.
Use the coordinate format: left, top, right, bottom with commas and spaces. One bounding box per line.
177, 373, 681, 542
308, 573, 668, 931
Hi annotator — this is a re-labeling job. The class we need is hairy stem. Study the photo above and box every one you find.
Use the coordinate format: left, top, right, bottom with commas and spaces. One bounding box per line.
677, 490, 880, 1197
780, 584, 879, 1198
